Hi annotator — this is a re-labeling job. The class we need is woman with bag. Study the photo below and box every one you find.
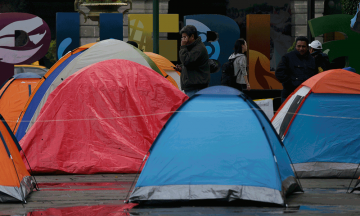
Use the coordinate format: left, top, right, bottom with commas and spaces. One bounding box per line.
228, 39, 251, 91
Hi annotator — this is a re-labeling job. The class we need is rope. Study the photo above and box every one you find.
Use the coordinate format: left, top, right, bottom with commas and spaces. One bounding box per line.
11, 156, 27, 203
284, 146, 304, 192
22, 150, 40, 191
124, 152, 148, 203
5, 108, 360, 124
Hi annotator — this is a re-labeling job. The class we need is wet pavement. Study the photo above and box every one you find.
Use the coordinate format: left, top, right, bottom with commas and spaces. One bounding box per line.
1, 174, 360, 215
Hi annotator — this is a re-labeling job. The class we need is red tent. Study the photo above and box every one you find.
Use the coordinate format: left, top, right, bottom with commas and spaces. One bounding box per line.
20, 59, 188, 174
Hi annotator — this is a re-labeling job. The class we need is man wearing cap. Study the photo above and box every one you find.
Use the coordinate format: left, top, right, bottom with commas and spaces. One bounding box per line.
309, 40, 330, 73
276, 36, 317, 103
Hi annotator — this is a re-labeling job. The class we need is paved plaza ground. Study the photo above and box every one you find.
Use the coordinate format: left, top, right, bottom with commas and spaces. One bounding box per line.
1, 174, 360, 215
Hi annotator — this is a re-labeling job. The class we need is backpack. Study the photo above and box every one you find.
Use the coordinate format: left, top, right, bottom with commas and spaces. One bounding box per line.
221, 57, 240, 87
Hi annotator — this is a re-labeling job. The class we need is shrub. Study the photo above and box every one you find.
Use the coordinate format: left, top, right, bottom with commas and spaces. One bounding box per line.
287, 40, 296, 52
341, 0, 358, 15
45, 40, 57, 64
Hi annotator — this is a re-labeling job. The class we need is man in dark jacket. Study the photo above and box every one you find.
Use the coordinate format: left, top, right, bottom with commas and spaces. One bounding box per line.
276, 36, 317, 103
174, 25, 210, 97
309, 40, 330, 73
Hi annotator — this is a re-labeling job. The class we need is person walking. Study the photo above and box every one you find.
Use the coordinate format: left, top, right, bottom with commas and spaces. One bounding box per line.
276, 36, 317, 103
174, 25, 210, 97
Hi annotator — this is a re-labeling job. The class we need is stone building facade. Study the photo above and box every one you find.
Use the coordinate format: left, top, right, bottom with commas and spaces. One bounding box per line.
291, 0, 325, 43
79, 0, 170, 46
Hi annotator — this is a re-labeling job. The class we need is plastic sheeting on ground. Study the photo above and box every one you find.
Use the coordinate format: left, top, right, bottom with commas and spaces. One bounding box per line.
19, 59, 188, 174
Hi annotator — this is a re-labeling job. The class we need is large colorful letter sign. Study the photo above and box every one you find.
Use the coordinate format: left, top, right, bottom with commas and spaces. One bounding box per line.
56, 12, 124, 59
56, 13, 80, 59
100, 13, 123, 41
309, 14, 360, 73
246, 14, 282, 90
128, 14, 179, 61
0, 13, 51, 84
184, 15, 240, 86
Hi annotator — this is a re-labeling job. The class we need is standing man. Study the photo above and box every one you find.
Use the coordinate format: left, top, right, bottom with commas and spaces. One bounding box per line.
309, 40, 330, 73
276, 36, 317, 103
174, 25, 210, 97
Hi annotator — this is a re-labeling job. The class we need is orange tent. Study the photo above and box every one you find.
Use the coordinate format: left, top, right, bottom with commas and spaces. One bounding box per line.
144, 52, 177, 71
0, 114, 35, 202
0, 73, 41, 132
301, 69, 360, 94
154, 62, 179, 89
144, 52, 181, 89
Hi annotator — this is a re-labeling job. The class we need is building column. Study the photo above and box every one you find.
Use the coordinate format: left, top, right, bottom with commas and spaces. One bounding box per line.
291, 0, 325, 43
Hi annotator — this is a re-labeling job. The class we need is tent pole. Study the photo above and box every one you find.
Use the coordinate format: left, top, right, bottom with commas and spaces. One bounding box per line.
124, 151, 149, 203
307, 0, 315, 41
22, 150, 40, 191
347, 163, 360, 193
11, 156, 26, 203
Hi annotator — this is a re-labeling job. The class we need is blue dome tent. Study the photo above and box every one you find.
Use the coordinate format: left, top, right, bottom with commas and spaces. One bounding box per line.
129, 86, 301, 206
272, 69, 360, 178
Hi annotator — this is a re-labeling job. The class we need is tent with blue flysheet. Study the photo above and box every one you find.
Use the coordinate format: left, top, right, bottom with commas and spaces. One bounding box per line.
272, 69, 360, 178
129, 86, 302, 206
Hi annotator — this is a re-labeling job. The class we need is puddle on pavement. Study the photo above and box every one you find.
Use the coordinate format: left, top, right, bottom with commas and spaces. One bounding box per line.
37, 182, 126, 191
128, 205, 344, 215
6, 204, 351, 216
7, 204, 137, 216
297, 206, 342, 214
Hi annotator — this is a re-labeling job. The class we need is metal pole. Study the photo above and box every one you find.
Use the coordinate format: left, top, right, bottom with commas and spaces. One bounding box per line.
307, 0, 315, 41
153, 0, 159, 54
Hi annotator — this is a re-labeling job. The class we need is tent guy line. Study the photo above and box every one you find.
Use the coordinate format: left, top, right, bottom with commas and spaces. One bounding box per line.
7, 108, 360, 124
